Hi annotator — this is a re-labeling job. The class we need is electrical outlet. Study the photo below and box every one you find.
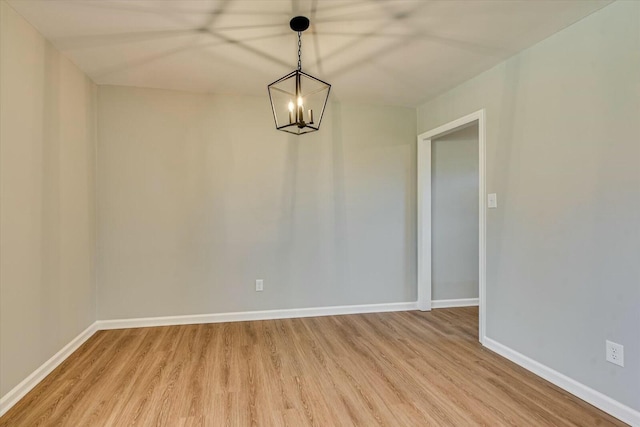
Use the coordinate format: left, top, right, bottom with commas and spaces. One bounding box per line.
255, 279, 264, 292
606, 340, 624, 367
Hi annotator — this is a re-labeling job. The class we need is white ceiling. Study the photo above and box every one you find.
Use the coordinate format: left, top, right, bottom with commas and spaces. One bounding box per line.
9, 0, 611, 106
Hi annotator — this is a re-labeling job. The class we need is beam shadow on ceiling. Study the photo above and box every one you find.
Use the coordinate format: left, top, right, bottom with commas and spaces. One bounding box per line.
48, 0, 509, 91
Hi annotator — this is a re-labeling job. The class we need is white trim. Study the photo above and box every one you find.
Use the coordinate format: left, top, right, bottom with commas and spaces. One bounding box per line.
417, 109, 487, 344
484, 337, 640, 427
416, 128, 432, 311
478, 111, 487, 345
431, 298, 479, 309
95, 302, 418, 330
0, 322, 99, 417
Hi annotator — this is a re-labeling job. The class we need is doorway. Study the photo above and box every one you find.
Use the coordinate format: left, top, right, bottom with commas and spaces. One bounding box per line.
417, 110, 486, 343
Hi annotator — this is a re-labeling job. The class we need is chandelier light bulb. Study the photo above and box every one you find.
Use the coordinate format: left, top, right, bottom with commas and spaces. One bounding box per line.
288, 101, 294, 123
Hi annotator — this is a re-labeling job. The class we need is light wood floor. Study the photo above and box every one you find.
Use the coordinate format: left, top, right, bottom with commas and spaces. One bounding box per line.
0, 308, 625, 426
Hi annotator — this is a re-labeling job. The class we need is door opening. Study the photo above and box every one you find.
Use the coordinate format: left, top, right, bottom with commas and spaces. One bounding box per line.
417, 110, 486, 344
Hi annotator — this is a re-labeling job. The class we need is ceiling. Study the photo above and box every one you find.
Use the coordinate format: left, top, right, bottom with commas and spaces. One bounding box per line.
9, 0, 611, 106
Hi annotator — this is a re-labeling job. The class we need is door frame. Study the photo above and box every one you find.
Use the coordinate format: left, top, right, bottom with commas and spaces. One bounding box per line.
417, 109, 486, 343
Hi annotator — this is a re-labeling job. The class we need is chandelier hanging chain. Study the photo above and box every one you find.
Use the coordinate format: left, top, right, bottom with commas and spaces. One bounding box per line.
297, 32, 302, 71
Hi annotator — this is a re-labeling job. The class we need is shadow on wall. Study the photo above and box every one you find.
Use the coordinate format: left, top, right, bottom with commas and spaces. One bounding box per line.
491, 56, 521, 288
41, 41, 63, 354
270, 100, 416, 306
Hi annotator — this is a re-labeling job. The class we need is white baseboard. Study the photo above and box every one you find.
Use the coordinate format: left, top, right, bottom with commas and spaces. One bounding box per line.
95, 301, 419, 330
431, 298, 479, 309
484, 337, 640, 427
0, 322, 98, 417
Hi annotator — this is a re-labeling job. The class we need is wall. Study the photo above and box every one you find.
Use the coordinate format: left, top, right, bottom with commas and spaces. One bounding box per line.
0, 1, 97, 396
97, 86, 416, 320
417, 1, 639, 412
431, 124, 479, 301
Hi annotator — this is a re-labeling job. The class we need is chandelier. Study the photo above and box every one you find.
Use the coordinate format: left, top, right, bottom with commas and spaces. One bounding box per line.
268, 16, 331, 135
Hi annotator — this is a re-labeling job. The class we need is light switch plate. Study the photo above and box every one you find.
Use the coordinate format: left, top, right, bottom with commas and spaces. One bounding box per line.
488, 193, 497, 209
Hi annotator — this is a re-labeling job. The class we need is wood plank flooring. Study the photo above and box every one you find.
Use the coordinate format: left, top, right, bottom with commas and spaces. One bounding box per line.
0, 308, 626, 426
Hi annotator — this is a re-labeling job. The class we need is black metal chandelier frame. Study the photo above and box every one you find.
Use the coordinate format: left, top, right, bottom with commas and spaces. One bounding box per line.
267, 16, 331, 135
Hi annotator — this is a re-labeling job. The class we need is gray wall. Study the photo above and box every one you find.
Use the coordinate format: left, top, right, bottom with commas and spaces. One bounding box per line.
0, 1, 97, 396
97, 86, 416, 320
417, 1, 639, 411
431, 124, 479, 301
